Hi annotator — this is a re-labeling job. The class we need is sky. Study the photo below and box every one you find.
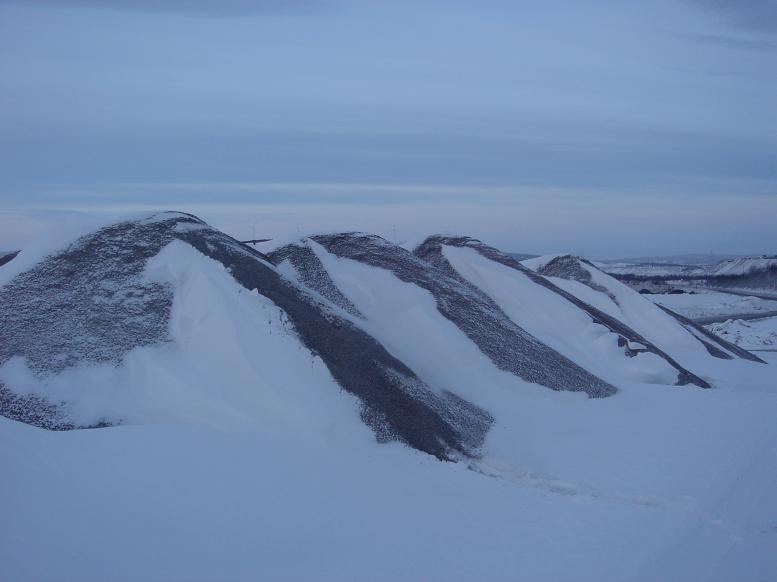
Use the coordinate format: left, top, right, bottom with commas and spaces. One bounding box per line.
0, 0, 775, 258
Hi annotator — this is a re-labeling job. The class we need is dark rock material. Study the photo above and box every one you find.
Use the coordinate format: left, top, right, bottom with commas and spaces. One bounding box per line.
269, 242, 364, 318
535, 254, 615, 300
0, 212, 492, 460
0, 250, 19, 267
302, 233, 616, 398
415, 236, 721, 388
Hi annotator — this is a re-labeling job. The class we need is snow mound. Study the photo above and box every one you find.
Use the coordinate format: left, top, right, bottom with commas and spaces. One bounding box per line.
415, 236, 713, 387
524, 254, 765, 367
0, 213, 491, 460
269, 233, 616, 399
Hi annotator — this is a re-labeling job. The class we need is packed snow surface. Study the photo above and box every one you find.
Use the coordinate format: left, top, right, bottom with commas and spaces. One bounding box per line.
2, 351, 776, 581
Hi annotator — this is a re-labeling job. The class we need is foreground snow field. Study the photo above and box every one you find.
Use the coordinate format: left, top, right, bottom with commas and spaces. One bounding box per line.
2, 350, 776, 581
1, 213, 775, 581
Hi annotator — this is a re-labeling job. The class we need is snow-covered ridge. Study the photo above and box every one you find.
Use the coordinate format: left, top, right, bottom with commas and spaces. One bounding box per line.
529, 254, 763, 363
420, 240, 763, 383
270, 232, 616, 398
711, 255, 777, 277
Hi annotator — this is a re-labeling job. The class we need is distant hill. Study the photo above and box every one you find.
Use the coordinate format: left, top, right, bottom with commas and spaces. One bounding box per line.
507, 252, 539, 261
598, 253, 745, 266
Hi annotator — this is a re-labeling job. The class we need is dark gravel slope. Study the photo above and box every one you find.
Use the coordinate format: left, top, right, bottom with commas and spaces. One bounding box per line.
415, 236, 718, 387
297, 233, 616, 398
0, 213, 491, 460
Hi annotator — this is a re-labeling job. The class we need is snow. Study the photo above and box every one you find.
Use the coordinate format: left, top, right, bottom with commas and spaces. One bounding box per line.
648, 290, 777, 320
0, 213, 120, 288
706, 316, 777, 351
599, 262, 707, 278
523, 256, 742, 371
2, 229, 777, 581
713, 256, 777, 277
591, 256, 777, 279
521, 253, 562, 272
0, 240, 369, 435
2, 351, 776, 581
0, 211, 195, 289
442, 245, 678, 386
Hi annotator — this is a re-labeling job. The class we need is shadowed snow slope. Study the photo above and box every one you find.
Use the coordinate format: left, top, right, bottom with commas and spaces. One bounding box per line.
0, 212, 492, 460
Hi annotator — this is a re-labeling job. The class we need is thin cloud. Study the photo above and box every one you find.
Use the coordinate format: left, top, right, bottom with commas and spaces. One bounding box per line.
682, 32, 777, 51
688, 0, 777, 33
0, 0, 334, 18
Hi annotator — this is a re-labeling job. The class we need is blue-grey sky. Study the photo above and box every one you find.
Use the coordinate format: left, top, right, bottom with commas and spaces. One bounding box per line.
1, 0, 775, 257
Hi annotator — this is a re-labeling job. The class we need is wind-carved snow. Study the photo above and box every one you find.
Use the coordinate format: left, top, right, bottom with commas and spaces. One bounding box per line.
525, 253, 765, 367
415, 237, 723, 387
272, 233, 617, 399
438, 244, 679, 386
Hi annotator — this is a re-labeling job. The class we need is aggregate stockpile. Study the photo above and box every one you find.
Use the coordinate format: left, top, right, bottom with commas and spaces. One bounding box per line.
0, 213, 764, 461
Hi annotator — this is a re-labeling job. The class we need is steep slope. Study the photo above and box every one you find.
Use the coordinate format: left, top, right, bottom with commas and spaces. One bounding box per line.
524, 254, 765, 367
0, 212, 491, 460
267, 234, 616, 399
414, 236, 714, 387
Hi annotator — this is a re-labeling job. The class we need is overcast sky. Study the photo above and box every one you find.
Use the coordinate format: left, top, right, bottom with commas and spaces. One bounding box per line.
0, 0, 775, 258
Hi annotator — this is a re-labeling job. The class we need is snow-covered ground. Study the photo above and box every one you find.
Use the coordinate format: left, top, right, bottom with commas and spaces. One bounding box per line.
2, 220, 776, 582
2, 350, 777, 582
648, 289, 777, 320
706, 317, 777, 351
